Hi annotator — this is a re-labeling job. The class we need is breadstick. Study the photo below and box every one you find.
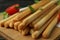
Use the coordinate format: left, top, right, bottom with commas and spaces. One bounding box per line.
4, 0, 50, 28
29, 4, 56, 27
4, 19, 18, 28
21, 27, 30, 35
0, 12, 19, 27
9, 21, 14, 28
42, 15, 58, 38
31, 11, 58, 38
34, 5, 60, 30
30, 29, 35, 35
9, 15, 30, 28
9, 0, 50, 28
4, 15, 21, 28
18, 0, 58, 30
9, 21, 21, 28
14, 21, 21, 30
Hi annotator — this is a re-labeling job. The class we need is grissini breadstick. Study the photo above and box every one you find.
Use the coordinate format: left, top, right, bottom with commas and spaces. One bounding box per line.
29, 11, 47, 27
0, 12, 20, 27
9, 21, 14, 28
21, 27, 30, 35
4, 0, 50, 28
9, 12, 31, 28
14, 21, 21, 30
9, 21, 20, 28
34, 5, 60, 30
30, 29, 35, 35
8, 0, 50, 28
10, 4, 56, 28
18, 0, 58, 30
42, 14, 58, 38
9, 14, 30, 28
31, 11, 58, 38
19, 30, 22, 33
29, 4, 56, 27
4, 19, 18, 28
8, 0, 50, 27
16, 0, 50, 19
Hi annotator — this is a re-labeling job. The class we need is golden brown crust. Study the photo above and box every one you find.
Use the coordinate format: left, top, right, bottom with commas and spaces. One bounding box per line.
42, 14, 58, 38
14, 21, 21, 30
34, 5, 60, 30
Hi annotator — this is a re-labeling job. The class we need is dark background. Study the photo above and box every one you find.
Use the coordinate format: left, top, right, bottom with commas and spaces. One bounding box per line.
0, 0, 34, 12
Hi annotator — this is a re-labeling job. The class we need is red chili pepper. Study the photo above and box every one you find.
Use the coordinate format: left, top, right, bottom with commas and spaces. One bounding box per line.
5, 4, 20, 15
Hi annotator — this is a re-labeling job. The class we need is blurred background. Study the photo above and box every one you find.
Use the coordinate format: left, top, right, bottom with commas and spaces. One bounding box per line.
0, 0, 35, 12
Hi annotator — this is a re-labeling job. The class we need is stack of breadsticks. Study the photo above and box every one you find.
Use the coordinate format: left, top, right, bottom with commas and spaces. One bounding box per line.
0, 0, 60, 39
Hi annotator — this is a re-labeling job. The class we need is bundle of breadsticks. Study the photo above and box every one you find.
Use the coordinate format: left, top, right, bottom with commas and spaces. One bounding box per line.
0, 0, 60, 39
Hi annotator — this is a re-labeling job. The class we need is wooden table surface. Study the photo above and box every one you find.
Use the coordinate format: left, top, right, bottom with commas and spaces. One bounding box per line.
0, 27, 60, 40
0, 14, 60, 40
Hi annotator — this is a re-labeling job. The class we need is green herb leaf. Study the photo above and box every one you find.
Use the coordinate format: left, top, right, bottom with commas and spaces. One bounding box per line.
57, 0, 60, 5
29, 6, 35, 13
3, 12, 9, 19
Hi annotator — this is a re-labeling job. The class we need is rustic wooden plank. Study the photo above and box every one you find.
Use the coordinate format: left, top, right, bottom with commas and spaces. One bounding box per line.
0, 27, 34, 40
0, 27, 60, 40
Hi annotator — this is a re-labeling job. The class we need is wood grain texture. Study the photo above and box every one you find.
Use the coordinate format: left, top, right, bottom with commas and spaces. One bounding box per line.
0, 27, 60, 40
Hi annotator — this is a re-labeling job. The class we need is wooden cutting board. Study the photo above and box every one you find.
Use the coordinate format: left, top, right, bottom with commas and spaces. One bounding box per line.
0, 27, 60, 40
0, 14, 60, 40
